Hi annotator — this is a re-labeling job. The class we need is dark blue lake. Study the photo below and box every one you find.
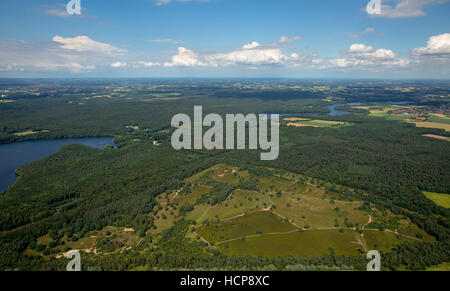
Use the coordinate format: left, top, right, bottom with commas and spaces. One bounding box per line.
326, 103, 362, 116
0, 137, 115, 192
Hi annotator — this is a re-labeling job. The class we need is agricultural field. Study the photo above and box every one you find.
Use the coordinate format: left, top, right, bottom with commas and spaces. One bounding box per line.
423, 191, 450, 208
408, 121, 450, 132
352, 104, 450, 131
351, 105, 412, 118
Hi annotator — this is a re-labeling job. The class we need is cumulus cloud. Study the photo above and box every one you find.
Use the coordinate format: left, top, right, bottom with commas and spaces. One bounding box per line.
329, 43, 409, 69
164, 47, 209, 67
110, 62, 127, 68
372, 0, 449, 18
110, 61, 162, 69
53, 35, 126, 53
410, 33, 450, 57
132, 61, 161, 68
163, 42, 302, 68
242, 42, 262, 49
278, 35, 302, 43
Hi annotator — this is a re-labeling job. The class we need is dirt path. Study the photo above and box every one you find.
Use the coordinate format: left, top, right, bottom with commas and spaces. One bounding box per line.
198, 206, 211, 222
172, 188, 182, 199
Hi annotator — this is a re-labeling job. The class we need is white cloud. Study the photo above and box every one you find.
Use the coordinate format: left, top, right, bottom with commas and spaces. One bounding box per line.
163, 43, 301, 68
132, 61, 161, 68
53, 35, 126, 53
410, 33, 450, 57
110, 62, 127, 68
329, 43, 409, 69
161, 41, 409, 70
164, 47, 209, 67
0, 36, 126, 74
278, 35, 302, 43
213, 47, 289, 66
372, 0, 449, 18
346, 27, 375, 39
242, 42, 261, 49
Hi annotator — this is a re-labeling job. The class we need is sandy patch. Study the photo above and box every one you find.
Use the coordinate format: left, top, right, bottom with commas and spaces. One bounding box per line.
14, 130, 50, 136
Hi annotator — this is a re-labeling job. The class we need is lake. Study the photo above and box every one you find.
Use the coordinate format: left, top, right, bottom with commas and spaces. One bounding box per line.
0, 137, 116, 193
326, 103, 362, 116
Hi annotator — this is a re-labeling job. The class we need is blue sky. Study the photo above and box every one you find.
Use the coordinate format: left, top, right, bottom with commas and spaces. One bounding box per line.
0, 0, 449, 78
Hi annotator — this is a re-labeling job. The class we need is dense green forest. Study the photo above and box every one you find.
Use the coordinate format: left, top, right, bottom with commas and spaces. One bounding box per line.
0, 79, 448, 270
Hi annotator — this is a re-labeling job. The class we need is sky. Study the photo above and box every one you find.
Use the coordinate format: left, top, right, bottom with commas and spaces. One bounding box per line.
0, 0, 449, 78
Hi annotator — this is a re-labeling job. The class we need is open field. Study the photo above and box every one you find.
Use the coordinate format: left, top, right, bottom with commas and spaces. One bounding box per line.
196, 211, 297, 244
142, 164, 434, 258
351, 104, 450, 131
285, 118, 351, 128
423, 191, 450, 208
426, 262, 450, 271
408, 121, 450, 132
218, 229, 367, 258
423, 134, 450, 141
363, 230, 417, 253
352, 105, 411, 117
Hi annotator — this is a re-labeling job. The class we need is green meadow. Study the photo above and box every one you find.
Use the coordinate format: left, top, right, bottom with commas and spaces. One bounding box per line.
423, 191, 450, 208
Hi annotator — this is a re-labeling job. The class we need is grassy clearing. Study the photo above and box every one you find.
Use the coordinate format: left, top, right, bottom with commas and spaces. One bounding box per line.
364, 230, 415, 253
196, 211, 296, 244
426, 262, 450, 271
285, 119, 351, 128
423, 191, 450, 208
218, 229, 365, 258
272, 190, 366, 228
202, 189, 272, 221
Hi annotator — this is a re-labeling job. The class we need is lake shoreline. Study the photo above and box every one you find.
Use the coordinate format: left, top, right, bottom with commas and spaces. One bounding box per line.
0, 137, 116, 192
